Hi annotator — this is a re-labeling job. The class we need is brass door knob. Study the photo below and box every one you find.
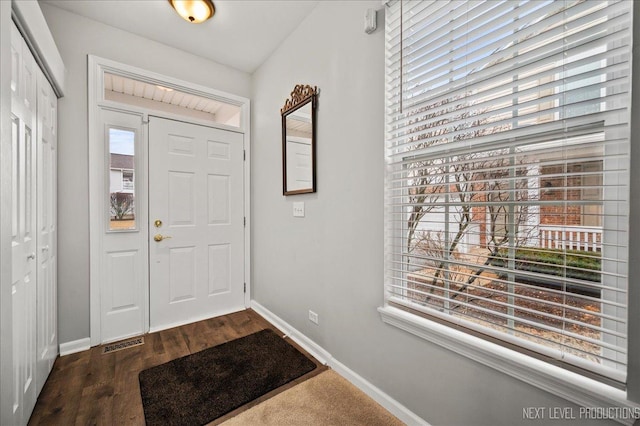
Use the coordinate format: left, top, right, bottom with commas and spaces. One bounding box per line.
153, 234, 172, 242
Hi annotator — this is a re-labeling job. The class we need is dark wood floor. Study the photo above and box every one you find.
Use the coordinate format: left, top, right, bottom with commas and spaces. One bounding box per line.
28, 309, 324, 425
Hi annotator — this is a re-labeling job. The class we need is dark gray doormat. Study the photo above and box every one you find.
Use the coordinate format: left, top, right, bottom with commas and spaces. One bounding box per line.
138, 329, 317, 426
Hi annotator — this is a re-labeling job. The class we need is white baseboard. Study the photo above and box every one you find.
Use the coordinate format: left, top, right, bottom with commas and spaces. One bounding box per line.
329, 358, 430, 426
250, 301, 429, 426
59, 337, 91, 356
250, 301, 332, 365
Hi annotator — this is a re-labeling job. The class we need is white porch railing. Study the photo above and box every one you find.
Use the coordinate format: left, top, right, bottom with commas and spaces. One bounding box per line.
539, 225, 602, 251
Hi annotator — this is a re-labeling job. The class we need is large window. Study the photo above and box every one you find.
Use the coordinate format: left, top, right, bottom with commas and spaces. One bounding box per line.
384, 0, 630, 384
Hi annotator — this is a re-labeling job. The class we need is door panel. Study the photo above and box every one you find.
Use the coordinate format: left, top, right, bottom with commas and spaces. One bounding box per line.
208, 244, 230, 294
10, 23, 38, 423
99, 109, 147, 343
168, 171, 196, 225
106, 250, 139, 309
36, 69, 58, 395
149, 117, 244, 331
168, 246, 196, 302
207, 175, 229, 223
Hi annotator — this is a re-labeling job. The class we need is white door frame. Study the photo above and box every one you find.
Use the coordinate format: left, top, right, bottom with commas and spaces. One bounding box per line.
88, 56, 251, 346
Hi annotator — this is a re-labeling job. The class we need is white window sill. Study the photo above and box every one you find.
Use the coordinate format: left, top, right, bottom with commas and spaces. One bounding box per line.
378, 305, 640, 426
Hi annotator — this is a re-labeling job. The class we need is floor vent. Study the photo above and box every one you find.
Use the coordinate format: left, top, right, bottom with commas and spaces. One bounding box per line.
102, 337, 144, 354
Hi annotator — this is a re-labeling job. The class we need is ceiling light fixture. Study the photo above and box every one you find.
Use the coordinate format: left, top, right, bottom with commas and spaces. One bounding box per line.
169, 0, 215, 24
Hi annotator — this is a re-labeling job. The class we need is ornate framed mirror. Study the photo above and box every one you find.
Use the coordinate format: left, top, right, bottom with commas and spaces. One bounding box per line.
281, 84, 318, 195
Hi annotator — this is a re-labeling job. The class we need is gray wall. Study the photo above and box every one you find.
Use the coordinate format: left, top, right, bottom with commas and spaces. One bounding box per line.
250, 2, 619, 425
40, 4, 251, 344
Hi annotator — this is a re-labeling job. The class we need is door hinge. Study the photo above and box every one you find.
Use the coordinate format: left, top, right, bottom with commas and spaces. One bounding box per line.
244, 283, 246, 293
243, 150, 246, 161
244, 217, 246, 227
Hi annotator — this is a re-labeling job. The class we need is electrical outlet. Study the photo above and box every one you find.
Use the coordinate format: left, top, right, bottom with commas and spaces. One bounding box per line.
308, 310, 319, 325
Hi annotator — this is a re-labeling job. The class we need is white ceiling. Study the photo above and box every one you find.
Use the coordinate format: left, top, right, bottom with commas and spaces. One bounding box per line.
40, 0, 319, 73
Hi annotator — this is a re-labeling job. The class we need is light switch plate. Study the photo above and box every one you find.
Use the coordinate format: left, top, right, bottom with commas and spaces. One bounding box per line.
293, 202, 305, 217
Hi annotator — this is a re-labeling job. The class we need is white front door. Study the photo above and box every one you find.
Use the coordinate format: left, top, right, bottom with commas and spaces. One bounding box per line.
148, 117, 245, 331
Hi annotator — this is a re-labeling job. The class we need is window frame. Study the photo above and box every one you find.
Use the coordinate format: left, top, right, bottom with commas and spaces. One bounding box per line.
106, 125, 138, 233
380, 0, 640, 415
378, 304, 636, 413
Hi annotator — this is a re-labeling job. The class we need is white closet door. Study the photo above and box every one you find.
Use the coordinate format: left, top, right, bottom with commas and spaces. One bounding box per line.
10, 23, 38, 424
36, 69, 57, 395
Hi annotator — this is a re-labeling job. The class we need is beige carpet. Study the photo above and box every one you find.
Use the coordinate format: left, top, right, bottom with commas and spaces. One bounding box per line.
221, 370, 404, 425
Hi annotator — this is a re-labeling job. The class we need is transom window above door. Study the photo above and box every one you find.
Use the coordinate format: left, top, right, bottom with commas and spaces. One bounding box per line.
103, 72, 242, 128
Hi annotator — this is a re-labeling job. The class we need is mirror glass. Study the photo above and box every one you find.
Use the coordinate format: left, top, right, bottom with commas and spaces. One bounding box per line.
282, 85, 317, 195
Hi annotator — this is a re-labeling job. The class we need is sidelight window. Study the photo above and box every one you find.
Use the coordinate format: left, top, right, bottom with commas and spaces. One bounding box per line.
108, 127, 136, 231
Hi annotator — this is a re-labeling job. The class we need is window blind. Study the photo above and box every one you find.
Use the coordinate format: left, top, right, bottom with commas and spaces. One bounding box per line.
384, 0, 631, 383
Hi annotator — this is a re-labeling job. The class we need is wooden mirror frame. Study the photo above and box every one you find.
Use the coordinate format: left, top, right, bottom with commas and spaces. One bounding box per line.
281, 84, 318, 195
